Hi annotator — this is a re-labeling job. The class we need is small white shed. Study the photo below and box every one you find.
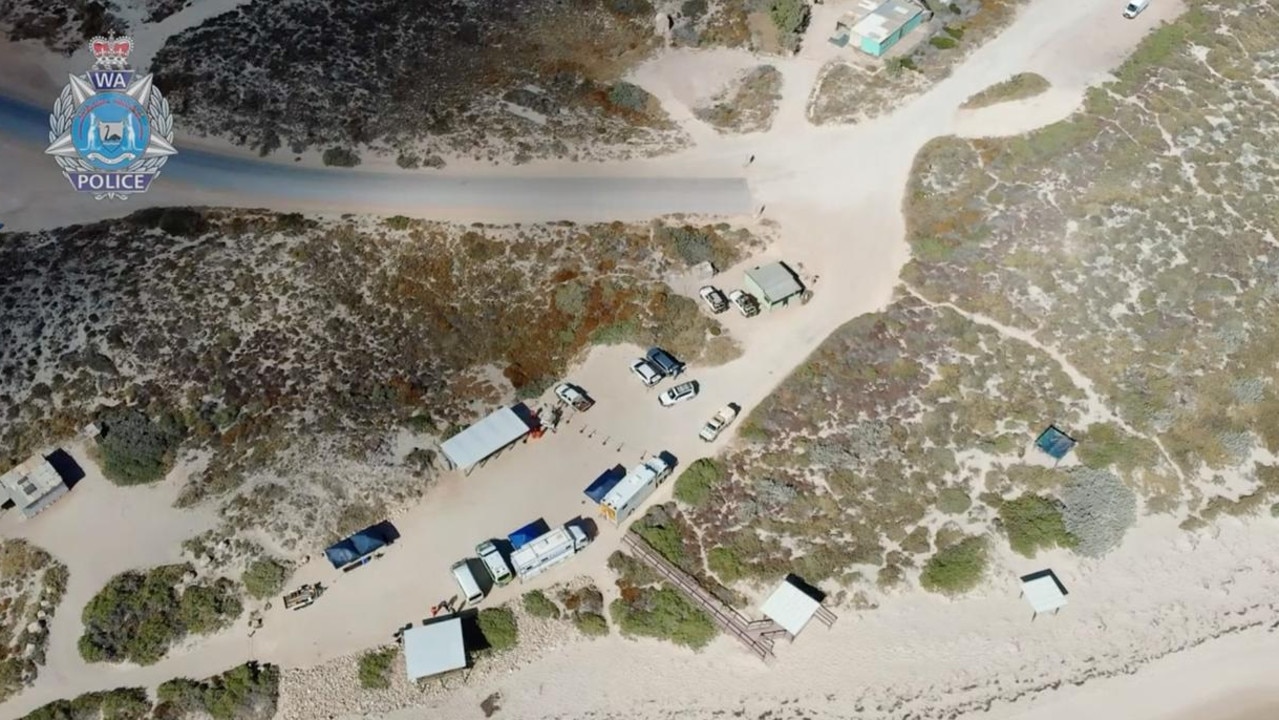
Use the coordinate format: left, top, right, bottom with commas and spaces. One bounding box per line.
1020, 570, 1068, 618
404, 617, 466, 681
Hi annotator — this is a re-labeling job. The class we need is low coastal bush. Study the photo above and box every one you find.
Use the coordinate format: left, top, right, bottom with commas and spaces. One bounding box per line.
961, 72, 1050, 109
241, 558, 291, 600
20, 687, 151, 720
321, 147, 361, 167
521, 590, 561, 619
930, 36, 958, 49
477, 607, 519, 652
573, 612, 610, 638
609, 586, 717, 649
357, 647, 397, 689
1060, 468, 1137, 557
919, 536, 987, 594
97, 406, 186, 485
155, 662, 280, 720
998, 494, 1076, 557
937, 487, 972, 514
673, 458, 724, 506
79, 564, 242, 665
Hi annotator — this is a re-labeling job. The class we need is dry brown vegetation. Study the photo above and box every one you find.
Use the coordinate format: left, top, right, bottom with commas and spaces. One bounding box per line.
0, 210, 762, 548
694, 65, 784, 134
0, 540, 68, 702
960, 72, 1050, 109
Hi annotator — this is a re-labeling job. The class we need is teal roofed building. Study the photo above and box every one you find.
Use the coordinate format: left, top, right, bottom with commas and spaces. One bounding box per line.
836, 0, 930, 58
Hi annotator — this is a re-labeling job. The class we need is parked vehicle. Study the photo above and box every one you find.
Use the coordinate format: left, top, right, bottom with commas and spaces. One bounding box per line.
629, 358, 664, 387
659, 380, 700, 407
554, 383, 595, 411
450, 560, 485, 605
509, 522, 591, 581
1122, 0, 1149, 18
699, 403, 740, 442
729, 289, 760, 317
283, 583, 323, 610
476, 540, 514, 586
699, 286, 729, 314
646, 347, 685, 378
599, 457, 673, 525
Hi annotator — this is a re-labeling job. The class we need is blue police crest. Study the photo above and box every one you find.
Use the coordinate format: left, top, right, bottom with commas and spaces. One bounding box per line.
45, 32, 178, 199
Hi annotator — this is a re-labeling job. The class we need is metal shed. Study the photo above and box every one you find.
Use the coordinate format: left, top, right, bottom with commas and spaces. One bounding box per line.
439, 405, 533, 472
0, 454, 69, 519
743, 261, 804, 308
404, 617, 466, 680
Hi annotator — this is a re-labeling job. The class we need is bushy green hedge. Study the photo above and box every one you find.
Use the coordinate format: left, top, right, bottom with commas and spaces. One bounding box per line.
79, 564, 242, 665
609, 586, 716, 649
241, 558, 291, 600
919, 537, 987, 595
998, 494, 1076, 557
357, 647, 397, 689
97, 407, 185, 485
521, 590, 561, 619
673, 458, 723, 506
155, 662, 280, 720
573, 612, 610, 637
477, 607, 519, 652
20, 687, 151, 720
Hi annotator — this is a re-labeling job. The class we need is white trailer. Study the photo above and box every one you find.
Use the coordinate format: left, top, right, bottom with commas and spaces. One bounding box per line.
510, 524, 591, 581
599, 457, 673, 526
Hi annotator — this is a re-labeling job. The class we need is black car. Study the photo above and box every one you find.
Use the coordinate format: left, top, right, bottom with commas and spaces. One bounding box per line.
646, 347, 685, 378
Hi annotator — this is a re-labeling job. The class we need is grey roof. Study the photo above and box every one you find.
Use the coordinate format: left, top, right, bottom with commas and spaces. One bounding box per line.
439, 407, 531, 470
0, 455, 66, 514
404, 618, 466, 680
745, 261, 804, 304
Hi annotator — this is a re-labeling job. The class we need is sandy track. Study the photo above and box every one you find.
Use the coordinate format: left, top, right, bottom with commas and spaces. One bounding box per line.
0, 0, 1212, 718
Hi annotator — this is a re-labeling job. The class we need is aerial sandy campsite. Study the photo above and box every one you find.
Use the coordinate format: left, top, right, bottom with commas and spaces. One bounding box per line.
2, 0, 1279, 719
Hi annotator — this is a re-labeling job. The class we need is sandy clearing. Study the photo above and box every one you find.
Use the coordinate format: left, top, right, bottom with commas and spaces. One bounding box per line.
0, 1, 1236, 720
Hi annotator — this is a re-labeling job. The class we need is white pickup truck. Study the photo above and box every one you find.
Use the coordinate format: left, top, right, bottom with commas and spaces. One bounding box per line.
699, 403, 740, 442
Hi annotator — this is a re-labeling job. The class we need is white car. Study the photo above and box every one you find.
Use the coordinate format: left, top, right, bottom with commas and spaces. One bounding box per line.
1122, 0, 1149, 18
658, 380, 700, 406
554, 383, 594, 411
729, 289, 760, 317
699, 403, 740, 442
699, 286, 729, 314
629, 358, 664, 387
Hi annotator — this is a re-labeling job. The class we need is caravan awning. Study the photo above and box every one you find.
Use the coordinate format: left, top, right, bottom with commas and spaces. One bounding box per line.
440, 406, 532, 471
324, 525, 388, 569
584, 466, 626, 503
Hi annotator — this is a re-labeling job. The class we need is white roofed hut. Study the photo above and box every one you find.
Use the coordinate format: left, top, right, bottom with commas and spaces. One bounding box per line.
439, 404, 536, 474
404, 616, 467, 681
1020, 569, 1068, 619
757, 574, 837, 642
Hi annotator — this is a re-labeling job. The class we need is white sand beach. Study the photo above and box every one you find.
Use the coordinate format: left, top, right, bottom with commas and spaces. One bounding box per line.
8, 2, 1278, 720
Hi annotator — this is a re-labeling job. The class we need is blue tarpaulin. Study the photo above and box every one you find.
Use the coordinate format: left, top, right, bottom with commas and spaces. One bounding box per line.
508, 519, 550, 550
584, 466, 626, 504
1035, 426, 1077, 460
324, 526, 389, 569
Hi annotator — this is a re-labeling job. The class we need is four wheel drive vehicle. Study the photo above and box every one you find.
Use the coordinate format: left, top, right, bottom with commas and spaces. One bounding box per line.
450, 559, 485, 606
699, 403, 740, 442
699, 286, 729, 314
646, 347, 685, 378
283, 583, 323, 610
1122, 0, 1149, 17
554, 383, 594, 411
729, 289, 760, 317
629, 358, 664, 387
476, 540, 514, 586
659, 380, 700, 406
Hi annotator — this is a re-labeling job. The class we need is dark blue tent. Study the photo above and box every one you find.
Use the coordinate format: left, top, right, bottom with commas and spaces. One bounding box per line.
508, 519, 550, 550
1035, 426, 1077, 461
325, 525, 389, 569
584, 466, 626, 504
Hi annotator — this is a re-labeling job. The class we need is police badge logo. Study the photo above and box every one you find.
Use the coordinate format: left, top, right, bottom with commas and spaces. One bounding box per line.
44, 32, 178, 199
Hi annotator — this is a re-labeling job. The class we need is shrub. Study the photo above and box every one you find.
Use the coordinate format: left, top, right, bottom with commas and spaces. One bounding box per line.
998, 494, 1076, 557
607, 82, 650, 111
241, 558, 291, 600
21, 687, 152, 720
930, 36, 958, 49
79, 564, 242, 665
1060, 468, 1137, 557
609, 586, 717, 649
633, 516, 687, 567
157, 662, 279, 720
948, 2, 961, 13
769, 0, 810, 38
477, 607, 519, 652
357, 647, 397, 689
673, 458, 723, 506
707, 546, 746, 582
944, 25, 964, 39
573, 612, 610, 637
919, 536, 987, 594
321, 147, 361, 167
937, 487, 972, 514
522, 590, 561, 619
97, 407, 185, 485
395, 153, 420, 169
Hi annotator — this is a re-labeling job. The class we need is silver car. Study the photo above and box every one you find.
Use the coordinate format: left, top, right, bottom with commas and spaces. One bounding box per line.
658, 381, 700, 406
